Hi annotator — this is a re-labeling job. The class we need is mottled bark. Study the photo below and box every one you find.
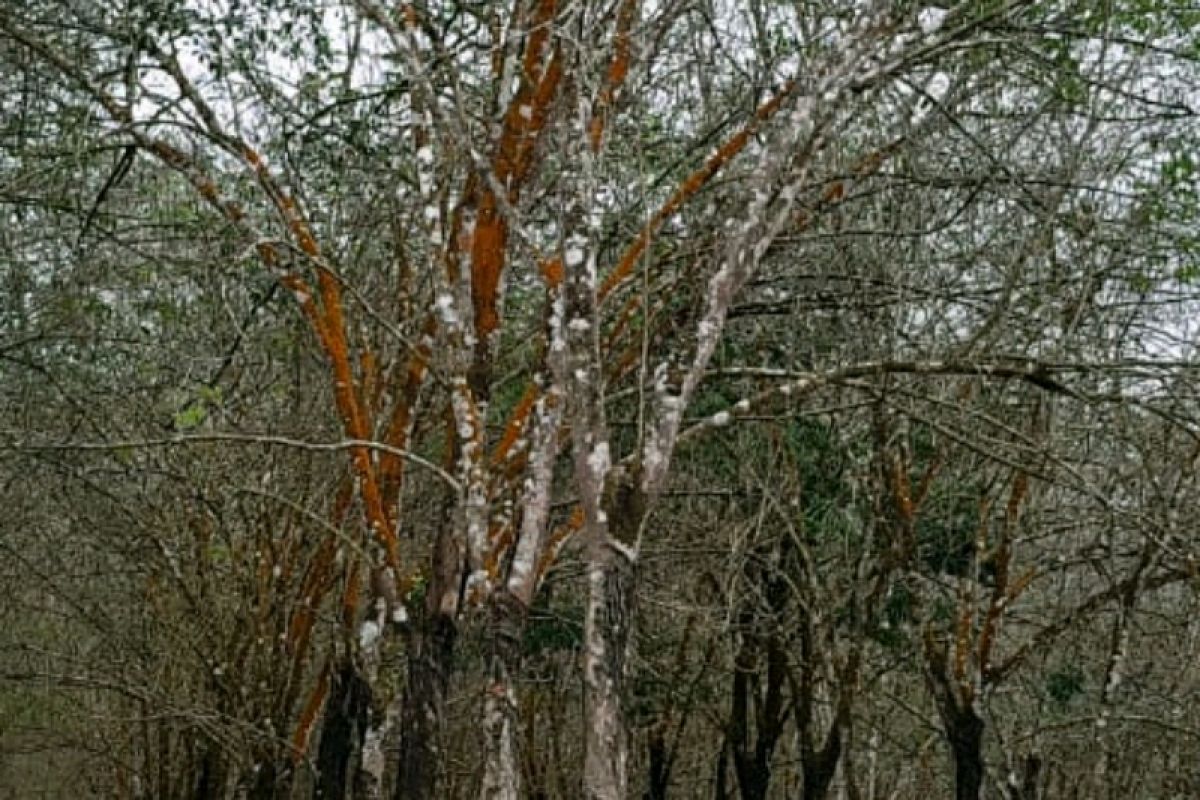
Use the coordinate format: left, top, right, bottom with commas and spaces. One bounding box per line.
357, 627, 405, 800
582, 543, 636, 800
480, 590, 527, 800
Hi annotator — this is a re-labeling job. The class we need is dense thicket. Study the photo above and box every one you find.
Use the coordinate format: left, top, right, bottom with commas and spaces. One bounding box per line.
2, 1, 1199, 798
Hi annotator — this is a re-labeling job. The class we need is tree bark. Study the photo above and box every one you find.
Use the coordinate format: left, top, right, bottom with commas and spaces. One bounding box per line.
582, 543, 636, 800
1006, 754, 1041, 800
195, 743, 229, 800
925, 634, 987, 800
393, 611, 456, 800
727, 634, 787, 800
800, 726, 841, 800
314, 661, 371, 799
479, 590, 527, 800
646, 720, 670, 800
945, 704, 986, 800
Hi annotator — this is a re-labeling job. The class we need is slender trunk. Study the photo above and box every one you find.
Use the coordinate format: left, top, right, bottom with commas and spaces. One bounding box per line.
194, 742, 230, 800
315, 662, 371, 799
1006, 754, 1041, 800
646, 720, 670, 800
480, 590, 527, 800
582, 543, 636, 800
249, 753, 290, 800
800, 726, 841, 800
730, 636, 787, 800
945, 705, 985, 800
356, 656, 404, 799
715, 740, 731, 800
737, 768, 769, 800
394, 612, 456, 800
925, 637, 986, 800
157, 719, 171, 800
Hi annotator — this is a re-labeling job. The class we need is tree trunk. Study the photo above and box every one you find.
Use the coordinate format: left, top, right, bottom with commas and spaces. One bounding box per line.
946, 705, 986, 800
248, 756, 287, 800
1006, 754, 1041, 800
800, 727, 841, 800
394, 612, 456, 800
356, 644, 405, 800
314, 661, 371, 799
646, 720, 670, 800
925, 640, 987, 800
479, 590, 527, 800
582, 544, 636, 800
195, 742, 230, 800
728, 634, 788, 800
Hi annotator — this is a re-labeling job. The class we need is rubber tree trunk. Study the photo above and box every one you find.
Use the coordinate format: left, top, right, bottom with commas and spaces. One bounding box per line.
479, 590, 527, 800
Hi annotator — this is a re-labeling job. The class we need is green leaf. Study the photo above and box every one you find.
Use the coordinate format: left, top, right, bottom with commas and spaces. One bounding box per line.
174, 403, 207, 430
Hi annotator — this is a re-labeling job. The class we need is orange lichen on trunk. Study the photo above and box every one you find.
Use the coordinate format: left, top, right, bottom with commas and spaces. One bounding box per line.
484, 520, 517, 584
598, 80, 796, 302
978, 473, 1033, 681
491, 385, 539, 466
889, 456, 914, 523
235, 140, 403, 574
285, 478, 354, 657
535, 506, 585, 580
469, 0, 562, 344
287, 534, 339, 661
539, 255, 564, 288
290, 660, 332, 764
471, 193, 508, 339
510, 49, 563, 182
314, 265, 400, 572
589, 0, 639, 152
463, 0, 561, 336
378, 315, 437, 520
